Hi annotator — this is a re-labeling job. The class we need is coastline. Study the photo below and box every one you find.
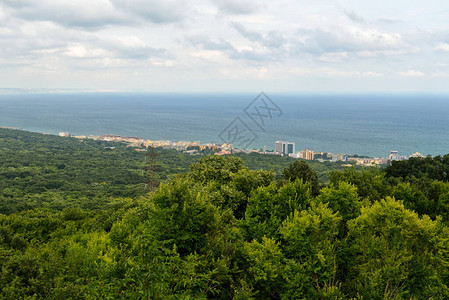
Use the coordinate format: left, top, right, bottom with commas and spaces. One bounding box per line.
1, 127, 426, 167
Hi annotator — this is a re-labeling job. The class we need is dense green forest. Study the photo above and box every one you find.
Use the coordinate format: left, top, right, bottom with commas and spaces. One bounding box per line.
1, 128, 449, 299
0, 129, 349, 215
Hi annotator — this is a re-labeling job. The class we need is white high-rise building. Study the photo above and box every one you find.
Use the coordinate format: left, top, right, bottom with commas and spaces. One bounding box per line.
275, 141, 295, 155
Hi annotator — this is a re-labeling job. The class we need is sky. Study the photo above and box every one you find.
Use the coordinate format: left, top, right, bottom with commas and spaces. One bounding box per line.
0, 0, 448, 93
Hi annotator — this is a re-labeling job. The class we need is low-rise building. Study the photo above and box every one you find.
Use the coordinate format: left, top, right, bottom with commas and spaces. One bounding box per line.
232, 148, 253, 154
144, 140, 173, 148
173, 141, 200, 151
221, 143, 233, 150
199, 144, 220, 151
410, 152, 424, 158
100, 134, 122, 142
183, 149, 198, 155
389, 151, 408, 162
122, 136, 143, 144
88, 135, 101, 140
215, 150, 232, 156
259, 151, 280, 155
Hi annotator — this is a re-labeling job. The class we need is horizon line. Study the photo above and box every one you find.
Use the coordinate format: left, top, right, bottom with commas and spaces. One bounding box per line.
1, 88, 449, 96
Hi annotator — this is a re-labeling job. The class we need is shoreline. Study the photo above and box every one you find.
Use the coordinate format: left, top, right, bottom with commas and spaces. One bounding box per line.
1, 127, 427, 167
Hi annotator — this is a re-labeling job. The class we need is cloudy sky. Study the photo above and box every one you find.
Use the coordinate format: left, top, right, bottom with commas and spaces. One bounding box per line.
0, 0, 448, 92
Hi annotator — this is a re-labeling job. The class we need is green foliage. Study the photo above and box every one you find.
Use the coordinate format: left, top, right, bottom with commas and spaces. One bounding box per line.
145, 177, 230, 255
316, 182, 364, 222
0, 129, 147, 214
242, 179, 312, 241
244, 237, 285, 299
188, 156, 275, 219
329, 167, 393, 202
0, 129, 348, 215
190, 155, 245, 184
391, 182, 430, 216
2, 129, 449, 299
385, 154, 449, 181
282, 160, 320, 196
232, 152, 353, 182
347, 197, 449, 299
281, 202, 342, 299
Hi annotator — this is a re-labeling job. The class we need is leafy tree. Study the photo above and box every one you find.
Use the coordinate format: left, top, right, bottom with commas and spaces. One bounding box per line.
189, 155, 244, 184
316, 182, 364, 222
347, 197, 449, 299
242, 179, 312, 241
280, 202, 343, 299
329, 167, 393, 202
282, 160, 320, 196
244, 237, 285, 299
198, 168, 275, 219
385, 155, 449, 182
143, 177, 228, 255
391, 182, 430, 217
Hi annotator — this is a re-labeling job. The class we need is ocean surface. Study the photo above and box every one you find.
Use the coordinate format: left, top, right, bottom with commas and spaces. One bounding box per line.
0, 93, 448, 157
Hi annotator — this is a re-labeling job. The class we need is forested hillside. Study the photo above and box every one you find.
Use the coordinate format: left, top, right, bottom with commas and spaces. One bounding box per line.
0, 129, 348, 215
1, 129, 449, 299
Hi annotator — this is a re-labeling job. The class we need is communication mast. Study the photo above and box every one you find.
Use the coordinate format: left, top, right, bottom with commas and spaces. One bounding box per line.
145, 146, 159, 192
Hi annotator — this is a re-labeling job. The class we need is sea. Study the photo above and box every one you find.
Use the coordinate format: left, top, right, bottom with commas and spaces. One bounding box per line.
0, 92, 448, 158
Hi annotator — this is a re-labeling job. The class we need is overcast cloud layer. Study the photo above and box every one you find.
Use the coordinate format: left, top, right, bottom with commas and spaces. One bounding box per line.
0, 0, 448, 92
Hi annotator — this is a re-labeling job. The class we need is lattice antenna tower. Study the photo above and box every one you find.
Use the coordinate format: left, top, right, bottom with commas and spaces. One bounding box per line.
145, 146, 159, 192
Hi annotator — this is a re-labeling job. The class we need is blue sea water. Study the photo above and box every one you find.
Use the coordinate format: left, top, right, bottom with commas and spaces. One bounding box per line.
0, 92, 448, 157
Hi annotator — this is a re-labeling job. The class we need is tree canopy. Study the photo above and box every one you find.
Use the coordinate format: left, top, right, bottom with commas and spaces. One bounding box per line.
1, 129, 449, 299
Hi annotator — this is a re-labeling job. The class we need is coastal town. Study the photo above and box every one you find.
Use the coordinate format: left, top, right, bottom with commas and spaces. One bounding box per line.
57, 131, 424, 167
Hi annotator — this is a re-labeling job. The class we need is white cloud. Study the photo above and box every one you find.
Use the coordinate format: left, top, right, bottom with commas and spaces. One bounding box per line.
1, 0, 187, 29
110, 0, 187, 24
328, 70, 382, 77
210, 0, 261, 15
1, 0, 128, 29
0, 0, 448, 91
300, 26, 407, 54
434, 43, 449, 52
399, 70, 424, 77
317, 52, 349, 62
231, 22, 287, 49
65, 44, 109, 58
103, 36, 170, 60
0, 26, 13, 37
